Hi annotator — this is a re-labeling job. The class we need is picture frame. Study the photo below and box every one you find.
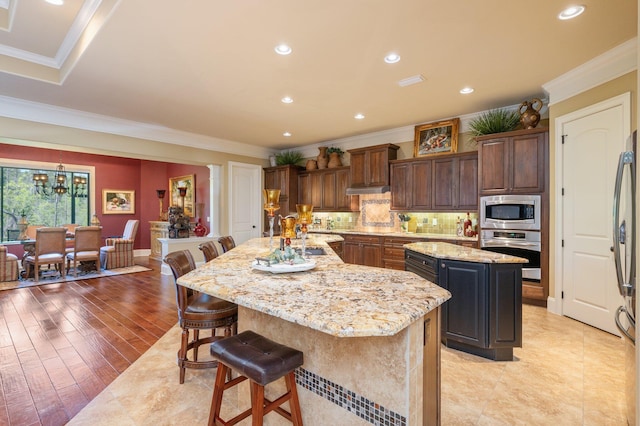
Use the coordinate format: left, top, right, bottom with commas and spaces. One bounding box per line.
102, 189, 135, 214
414, 118, 460, 157
169, 174, 196, 217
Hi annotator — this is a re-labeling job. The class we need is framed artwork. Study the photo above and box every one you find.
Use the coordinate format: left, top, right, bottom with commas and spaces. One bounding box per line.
102, 189, 135, 214
414, 118, 459, 157
169, 174, 195, 217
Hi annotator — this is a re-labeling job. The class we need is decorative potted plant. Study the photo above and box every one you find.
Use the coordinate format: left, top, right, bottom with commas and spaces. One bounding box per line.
275, 151, 304, 166
468, 108, 520, 137
326, 147, 344, 168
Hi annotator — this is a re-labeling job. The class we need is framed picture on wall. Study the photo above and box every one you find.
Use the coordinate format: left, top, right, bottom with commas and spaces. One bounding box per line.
102, 189, 135, 214
414, 118, 459, 157
169, 174, 195, 217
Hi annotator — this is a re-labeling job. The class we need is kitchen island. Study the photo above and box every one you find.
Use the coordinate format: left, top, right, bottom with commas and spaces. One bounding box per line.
177, 236, 451, 426
405, 242, 527, 361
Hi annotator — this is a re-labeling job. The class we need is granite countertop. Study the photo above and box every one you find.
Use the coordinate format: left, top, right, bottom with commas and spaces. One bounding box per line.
177, 236, 451, 338
404, 241, 529, 264
310, 228, 477, 242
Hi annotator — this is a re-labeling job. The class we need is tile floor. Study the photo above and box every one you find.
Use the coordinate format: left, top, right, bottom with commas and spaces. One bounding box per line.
68, 304, 628, 425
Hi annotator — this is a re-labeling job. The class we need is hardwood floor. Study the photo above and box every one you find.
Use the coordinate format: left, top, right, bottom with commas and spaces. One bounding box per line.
0, 258, 177, 426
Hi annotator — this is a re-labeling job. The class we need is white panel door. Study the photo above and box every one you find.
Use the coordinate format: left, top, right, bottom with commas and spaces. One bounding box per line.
561, 99, 627, 335
228, 162, 262, 245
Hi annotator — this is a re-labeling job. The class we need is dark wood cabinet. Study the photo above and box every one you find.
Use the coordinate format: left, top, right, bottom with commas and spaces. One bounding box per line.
390, 151, 478, 211
382, 236, 418, 270
348, 144, 399, 190
477, 128, 547, 195
327, 240, 344, 260
405, 249, 522, 361
264, 165, 303, 232
390, 161, 433, 211
298, 166, 358, 212
343, 234, 382, 267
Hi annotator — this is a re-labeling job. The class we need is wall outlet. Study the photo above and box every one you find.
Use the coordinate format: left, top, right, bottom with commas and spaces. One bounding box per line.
348, 216, 353, 222
432, 218, 438, 226
336, 216, 341, 222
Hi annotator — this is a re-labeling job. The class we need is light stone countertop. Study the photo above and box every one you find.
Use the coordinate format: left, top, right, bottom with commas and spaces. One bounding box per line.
405, 241, 529, 264
177, 236, 451, 338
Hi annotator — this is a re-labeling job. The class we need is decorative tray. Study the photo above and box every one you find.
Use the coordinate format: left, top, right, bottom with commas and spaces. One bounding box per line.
251, 260, 316, 274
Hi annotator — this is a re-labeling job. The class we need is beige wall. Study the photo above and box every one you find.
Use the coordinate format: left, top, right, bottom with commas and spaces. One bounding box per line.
547, 71, 637, 298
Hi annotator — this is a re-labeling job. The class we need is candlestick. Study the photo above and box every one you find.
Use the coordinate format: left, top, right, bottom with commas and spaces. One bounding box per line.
296, 204, 314, 257
263, 189, 281, 251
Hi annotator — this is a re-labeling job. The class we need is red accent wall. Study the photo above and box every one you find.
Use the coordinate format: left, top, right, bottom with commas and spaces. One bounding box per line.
1, 144, 210, 256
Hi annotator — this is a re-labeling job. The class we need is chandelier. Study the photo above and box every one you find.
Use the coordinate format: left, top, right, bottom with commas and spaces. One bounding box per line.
33, 158, 68, 196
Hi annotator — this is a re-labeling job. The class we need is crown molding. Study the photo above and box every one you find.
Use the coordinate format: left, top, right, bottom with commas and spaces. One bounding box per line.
543, 37, 637, 105
0, 95, 273, 159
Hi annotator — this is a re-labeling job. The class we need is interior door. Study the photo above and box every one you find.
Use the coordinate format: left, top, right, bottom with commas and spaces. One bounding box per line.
560, 95, 629, 335
228, 162, 261, 245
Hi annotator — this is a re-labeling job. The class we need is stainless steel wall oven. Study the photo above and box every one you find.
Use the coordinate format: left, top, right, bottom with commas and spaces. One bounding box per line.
480, 229, 541, 281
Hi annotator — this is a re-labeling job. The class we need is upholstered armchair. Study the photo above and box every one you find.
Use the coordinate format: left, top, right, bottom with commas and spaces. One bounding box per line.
100, 220, 139, 269
0, 245, 19, 282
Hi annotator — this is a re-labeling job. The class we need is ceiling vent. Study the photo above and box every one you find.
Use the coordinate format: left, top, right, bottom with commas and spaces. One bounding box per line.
398, 74, 425, 87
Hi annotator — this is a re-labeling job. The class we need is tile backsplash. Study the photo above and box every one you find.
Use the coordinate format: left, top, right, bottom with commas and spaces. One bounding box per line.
310, 194, 478, 235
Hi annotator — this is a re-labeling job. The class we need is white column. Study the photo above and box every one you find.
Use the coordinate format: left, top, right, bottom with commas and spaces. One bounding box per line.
207, 164, 221, 237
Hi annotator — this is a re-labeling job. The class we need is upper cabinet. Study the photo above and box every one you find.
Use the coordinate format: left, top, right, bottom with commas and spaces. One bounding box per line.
264, 165, 304, 214
347, 144, 399, 190
390, 151, 478, 212
476, 128, 548, 195
298, 166, 359, 212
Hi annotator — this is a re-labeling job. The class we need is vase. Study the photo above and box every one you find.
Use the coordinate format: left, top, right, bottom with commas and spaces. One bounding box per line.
328, 152, 342, 168
518, 98, 543, 129
194, 221, 207, 237
317, 146, 328, 169
306, 159, 317, 170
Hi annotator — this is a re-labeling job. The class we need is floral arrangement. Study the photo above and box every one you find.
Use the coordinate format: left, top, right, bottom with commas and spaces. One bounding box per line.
266, 246, 307, 265
326, 147, 344, 155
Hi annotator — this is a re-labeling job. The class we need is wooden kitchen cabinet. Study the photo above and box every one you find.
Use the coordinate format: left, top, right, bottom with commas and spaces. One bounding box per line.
390, 160, 432, 210
477, 128, 548, 195
348, 144, 399, 190
432, 152, 478, 211
342, 234, 382, 267
327, 240, 344, 260
297, 167, 358, 212
382, 236, 419, 270
390, 151, 478, 212
264, 165, 303, 233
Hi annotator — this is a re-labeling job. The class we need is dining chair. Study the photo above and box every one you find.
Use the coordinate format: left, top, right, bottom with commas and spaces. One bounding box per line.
164, 250, 238, 384
23, 227, 67, 282
217, 236, 236, 253
198, 240, 220, 262
66, 226, 102, 276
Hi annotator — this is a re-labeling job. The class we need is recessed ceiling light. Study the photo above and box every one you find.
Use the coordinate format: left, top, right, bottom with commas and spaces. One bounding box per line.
283, 132, 292, 137
354, 113, 365, 120
558, 5, 585, 20
281, 96, 293, 104
45, 0, 64, 4
384, 53, 401, 64
274, 44, 292, 55
460, 87, 474, 94
398, 75, 425, 87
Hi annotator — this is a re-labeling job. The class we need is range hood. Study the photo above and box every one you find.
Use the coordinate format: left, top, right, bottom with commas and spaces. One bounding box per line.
345, 185, 391, 195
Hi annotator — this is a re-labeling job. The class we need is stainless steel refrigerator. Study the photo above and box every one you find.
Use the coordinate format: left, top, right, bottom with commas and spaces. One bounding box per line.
614, 130, 636, 425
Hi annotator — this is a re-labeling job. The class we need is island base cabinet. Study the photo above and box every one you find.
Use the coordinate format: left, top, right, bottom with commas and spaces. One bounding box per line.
406, 250, 522, 361
237, 306, 441, 426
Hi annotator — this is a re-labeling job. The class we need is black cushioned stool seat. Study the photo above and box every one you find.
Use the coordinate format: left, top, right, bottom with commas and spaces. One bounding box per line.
208, 330, 304, 426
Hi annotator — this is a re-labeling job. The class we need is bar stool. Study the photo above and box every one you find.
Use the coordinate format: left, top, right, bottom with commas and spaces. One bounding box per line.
208, 330, 304, 426
164, 250, 238, 384
217, 235, 236, 253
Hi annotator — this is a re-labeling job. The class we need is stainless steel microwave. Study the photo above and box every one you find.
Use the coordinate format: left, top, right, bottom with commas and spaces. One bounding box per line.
480, 194, 541, 230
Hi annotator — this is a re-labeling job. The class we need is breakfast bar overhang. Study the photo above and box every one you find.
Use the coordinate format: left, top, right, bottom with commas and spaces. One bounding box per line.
177, 236, 451, 425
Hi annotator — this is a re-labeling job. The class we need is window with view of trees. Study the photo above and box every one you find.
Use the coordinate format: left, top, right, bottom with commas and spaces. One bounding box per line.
1, 166, 91, 242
